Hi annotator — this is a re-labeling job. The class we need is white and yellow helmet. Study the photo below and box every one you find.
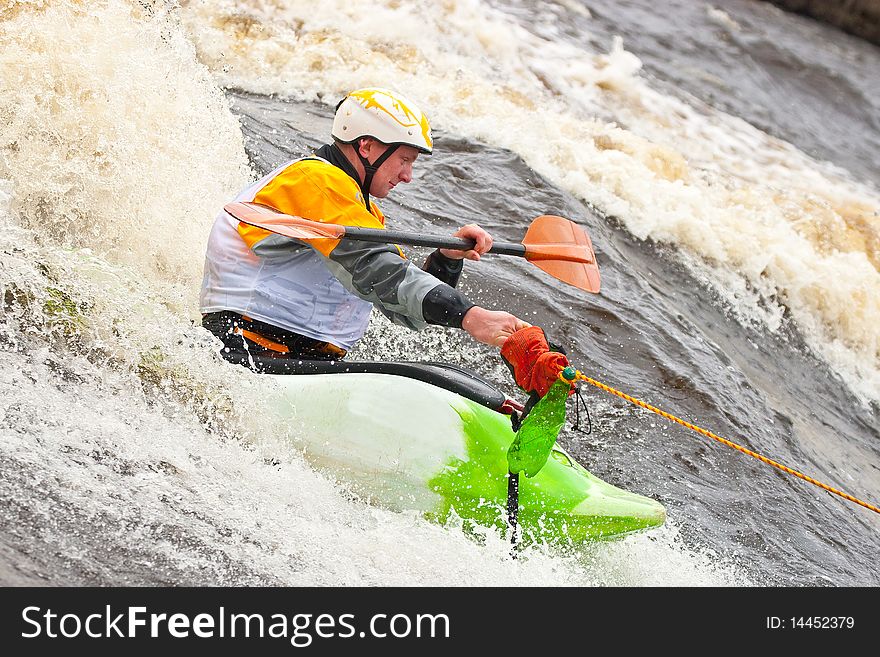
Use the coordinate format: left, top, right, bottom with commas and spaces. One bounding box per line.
332, 88, 433, 154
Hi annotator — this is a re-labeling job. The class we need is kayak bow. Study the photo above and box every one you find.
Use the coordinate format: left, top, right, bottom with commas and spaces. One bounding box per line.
264, 368, 665, 544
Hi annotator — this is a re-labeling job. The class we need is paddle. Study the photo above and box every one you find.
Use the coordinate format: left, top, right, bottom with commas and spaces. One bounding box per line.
223, 202, 601, 293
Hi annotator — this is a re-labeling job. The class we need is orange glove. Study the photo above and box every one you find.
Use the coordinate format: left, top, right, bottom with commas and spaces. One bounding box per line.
500, 326, 570, 398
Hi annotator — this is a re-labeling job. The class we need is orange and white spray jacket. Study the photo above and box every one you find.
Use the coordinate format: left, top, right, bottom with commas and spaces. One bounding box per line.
199, 144, 474, 350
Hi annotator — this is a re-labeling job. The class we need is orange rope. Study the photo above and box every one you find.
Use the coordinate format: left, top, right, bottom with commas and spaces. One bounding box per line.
569, 370, 880, 516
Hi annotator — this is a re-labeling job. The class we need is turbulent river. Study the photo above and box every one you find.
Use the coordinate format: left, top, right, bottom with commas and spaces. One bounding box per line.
1, 0, 878, 586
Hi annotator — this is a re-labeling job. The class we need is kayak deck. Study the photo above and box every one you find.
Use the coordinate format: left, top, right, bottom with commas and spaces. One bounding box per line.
265, 370, 665, 545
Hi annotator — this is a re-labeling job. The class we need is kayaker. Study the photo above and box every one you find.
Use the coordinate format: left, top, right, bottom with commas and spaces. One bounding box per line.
199, 87, 529, 363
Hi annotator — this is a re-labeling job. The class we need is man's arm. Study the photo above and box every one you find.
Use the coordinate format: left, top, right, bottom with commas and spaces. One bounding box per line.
423, 222, 494, 287
246, 162, 525, 344
321, 237, 474, 331
423, 249, 463, 287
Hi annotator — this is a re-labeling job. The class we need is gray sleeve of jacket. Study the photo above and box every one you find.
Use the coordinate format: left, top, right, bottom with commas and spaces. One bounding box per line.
325, 239, 474, 330
251, 235, 474, 330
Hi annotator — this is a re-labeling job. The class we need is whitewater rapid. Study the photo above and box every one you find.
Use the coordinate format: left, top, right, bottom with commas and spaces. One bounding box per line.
1, 1, 877, 586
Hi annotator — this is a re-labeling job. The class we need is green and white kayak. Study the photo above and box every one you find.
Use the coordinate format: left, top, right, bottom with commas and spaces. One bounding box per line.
254, 357, 665, 545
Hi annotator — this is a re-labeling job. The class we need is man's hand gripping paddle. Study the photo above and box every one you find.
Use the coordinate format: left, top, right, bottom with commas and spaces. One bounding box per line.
224, 202, 601, 293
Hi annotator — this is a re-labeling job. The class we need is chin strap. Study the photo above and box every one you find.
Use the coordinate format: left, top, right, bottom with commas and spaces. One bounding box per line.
355, 141, 400, 211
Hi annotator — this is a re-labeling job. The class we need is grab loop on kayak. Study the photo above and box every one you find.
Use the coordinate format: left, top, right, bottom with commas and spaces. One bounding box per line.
556, 367, 593, 434
566, 368, 880, 516
572, 387, 592, 435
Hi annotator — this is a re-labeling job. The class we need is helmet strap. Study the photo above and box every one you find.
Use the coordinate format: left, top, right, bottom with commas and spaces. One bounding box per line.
355, 141, 400, 211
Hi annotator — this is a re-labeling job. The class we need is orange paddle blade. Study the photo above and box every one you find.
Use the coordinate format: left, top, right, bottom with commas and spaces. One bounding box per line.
522, 215, 601, 293
224, 202, 346, 240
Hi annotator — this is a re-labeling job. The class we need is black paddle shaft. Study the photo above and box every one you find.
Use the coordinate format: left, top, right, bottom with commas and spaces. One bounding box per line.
342, 225, 528, 257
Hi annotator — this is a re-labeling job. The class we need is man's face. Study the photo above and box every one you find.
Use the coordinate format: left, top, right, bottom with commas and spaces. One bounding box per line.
360, 141, 421, 198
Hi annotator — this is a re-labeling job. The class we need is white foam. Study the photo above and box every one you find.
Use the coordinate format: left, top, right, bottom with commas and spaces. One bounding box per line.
0, 0, 253, 303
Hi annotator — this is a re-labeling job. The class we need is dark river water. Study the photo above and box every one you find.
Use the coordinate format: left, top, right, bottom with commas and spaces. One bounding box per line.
1, 0, 877, 587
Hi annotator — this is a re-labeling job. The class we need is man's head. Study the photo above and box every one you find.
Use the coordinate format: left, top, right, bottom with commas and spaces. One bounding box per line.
347, 138, 421, 199
332, 88, 432, 205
